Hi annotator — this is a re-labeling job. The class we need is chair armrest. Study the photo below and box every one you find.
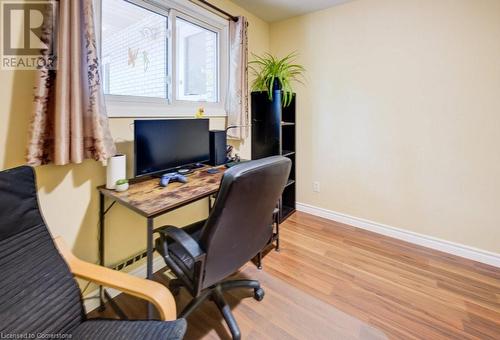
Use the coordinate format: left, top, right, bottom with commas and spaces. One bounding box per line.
155, 225, 205, 261
53, 237, 176, 321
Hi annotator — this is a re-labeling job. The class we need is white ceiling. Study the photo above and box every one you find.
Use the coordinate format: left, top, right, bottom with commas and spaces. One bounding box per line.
231, 0, 354, 22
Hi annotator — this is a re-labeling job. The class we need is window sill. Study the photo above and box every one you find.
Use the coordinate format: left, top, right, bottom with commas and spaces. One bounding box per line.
106, 100, 228, 118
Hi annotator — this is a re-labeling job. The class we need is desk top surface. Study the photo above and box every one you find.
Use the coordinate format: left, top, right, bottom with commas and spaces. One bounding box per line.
98, 166, 226, 218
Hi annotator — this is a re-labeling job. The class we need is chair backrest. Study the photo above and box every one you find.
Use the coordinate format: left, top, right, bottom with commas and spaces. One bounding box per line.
199, 156, 291, 288
0, 166, 84, 335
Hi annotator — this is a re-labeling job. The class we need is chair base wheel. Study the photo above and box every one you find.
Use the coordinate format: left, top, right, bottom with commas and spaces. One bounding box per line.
254, 288, 265, 301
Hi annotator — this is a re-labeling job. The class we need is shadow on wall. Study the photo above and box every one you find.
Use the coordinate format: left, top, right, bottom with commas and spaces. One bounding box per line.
35, 161, 106, 264
3, 70, 36, 169
116, 140, 134, 175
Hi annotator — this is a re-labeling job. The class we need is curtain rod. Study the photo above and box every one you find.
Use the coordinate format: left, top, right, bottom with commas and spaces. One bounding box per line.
191, 0, 239, 22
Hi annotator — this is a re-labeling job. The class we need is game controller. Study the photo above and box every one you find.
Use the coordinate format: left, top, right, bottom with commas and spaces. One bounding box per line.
159, 173, 188, 187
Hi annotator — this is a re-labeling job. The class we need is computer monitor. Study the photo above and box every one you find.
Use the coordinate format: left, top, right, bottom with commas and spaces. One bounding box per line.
134, 119, 210, 177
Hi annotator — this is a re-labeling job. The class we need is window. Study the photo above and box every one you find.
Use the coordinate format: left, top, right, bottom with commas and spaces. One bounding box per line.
102, 0, 168, 99
98, 0, 228, 116
176, 18, 218, 102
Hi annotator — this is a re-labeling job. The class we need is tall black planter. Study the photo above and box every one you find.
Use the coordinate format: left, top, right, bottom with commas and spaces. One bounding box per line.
251, 90, 296, 222
273, 78, 281, 92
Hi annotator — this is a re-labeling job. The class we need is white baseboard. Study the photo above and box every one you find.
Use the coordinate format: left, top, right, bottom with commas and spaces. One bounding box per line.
296, 202, 500, 268
83, 255, 166, 313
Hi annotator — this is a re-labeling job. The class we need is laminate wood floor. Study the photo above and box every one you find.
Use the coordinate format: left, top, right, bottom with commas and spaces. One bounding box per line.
88, 212, 500, 339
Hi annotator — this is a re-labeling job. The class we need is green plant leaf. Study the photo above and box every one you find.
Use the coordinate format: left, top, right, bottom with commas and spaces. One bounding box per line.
249, 52, 305, 107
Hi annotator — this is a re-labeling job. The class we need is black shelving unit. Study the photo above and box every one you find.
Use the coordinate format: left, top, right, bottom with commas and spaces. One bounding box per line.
251, 90, 296, 222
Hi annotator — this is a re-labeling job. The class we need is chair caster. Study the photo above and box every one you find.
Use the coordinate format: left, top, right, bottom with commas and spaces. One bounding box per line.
253, 288, 265, 301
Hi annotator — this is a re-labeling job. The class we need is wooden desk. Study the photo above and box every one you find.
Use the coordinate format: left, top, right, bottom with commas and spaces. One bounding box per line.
98, 167, 225, 218
97, 166, 225, 315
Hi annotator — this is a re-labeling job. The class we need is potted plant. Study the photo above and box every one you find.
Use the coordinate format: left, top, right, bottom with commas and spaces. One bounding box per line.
115, 179, 129, 192
249, 52, 305, 107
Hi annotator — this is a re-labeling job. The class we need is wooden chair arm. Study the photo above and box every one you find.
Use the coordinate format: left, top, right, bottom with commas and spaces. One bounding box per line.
53, 237, 176, 321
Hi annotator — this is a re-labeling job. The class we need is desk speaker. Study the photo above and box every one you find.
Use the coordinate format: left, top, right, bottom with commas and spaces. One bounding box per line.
209, 130, 227, 166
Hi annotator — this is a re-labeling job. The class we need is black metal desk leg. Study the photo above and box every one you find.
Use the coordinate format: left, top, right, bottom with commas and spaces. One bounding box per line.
146, 217, 154, 318
98, 192, 105, 311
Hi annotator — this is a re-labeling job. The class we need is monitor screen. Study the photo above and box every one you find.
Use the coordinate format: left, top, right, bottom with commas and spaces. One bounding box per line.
134, 119, 210, 177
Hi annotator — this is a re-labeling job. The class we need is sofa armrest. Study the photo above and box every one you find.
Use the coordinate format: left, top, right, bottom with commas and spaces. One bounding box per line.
53, 237, 176, 321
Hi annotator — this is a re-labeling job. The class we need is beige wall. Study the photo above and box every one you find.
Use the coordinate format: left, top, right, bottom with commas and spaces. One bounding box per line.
0, 0, 269, 276
270, 0, 500, 253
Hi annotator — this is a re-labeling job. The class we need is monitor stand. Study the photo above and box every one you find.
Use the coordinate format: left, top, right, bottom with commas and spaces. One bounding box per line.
177, 163, 205, 175
152, 163, 205, 177
177, 168, 194, 175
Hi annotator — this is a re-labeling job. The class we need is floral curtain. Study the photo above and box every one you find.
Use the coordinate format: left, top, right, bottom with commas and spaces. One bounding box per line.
26, 0, 116, 166
225, 16, 249, 140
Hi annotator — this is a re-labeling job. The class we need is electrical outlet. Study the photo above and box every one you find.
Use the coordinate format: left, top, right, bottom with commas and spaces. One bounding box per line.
313, 181, 320, 193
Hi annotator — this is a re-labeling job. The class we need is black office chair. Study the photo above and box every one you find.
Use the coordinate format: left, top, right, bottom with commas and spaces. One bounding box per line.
156, 156, 291, 340
0, 166, 186, 340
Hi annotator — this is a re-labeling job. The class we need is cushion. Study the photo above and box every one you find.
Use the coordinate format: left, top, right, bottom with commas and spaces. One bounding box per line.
0, 224, 85, 336
71, 319, 187, 340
